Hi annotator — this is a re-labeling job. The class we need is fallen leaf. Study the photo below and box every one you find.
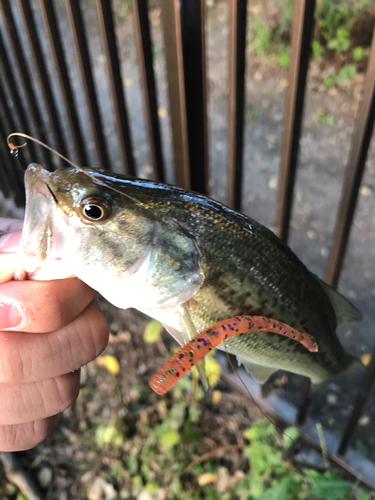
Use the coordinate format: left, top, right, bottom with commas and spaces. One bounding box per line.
268, 177, 278, 189
97, 355, 120, 375
161, 429, 180, 449
87, 476, 117, 500
360, 186, 371, 196
212, 390, 222, 405
361, 353, 372, 367
95, 424, 124, 449
143, 320, 163, 344
359, 415, 370, 426
206, 356, 222, 387
198, 472, 217, 486
307, 230, 317, 240
158, 107, 167, 117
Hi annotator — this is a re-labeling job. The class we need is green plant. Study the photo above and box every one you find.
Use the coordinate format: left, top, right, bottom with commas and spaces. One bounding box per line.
338, 64, 357, 81
353, 46, 365, 61
312, 40, 325, 59
246, 106, 263, 123
247, 0, 374, 81
249, 14, 273, 57
313, 109, 336, 126
242, 419, 373, 500
327, 28, 351, 53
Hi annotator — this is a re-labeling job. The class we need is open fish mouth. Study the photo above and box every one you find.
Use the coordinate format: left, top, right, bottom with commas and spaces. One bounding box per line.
22, 170, 55, 259
15, 165, 68, 279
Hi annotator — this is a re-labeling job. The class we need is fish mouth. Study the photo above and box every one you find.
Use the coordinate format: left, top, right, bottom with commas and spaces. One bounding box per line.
18, 165, 58, 273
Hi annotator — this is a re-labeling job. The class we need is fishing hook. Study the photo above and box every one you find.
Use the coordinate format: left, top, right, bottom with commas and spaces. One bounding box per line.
7, 132, 79, 170
5, 132, 157, 218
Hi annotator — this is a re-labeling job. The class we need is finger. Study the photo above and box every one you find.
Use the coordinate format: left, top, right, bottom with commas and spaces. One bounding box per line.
0, 230, 22, 253
0, 254, 19, 284
0, 300, 109, 384
0, 370, 80, 426
0, 230, 22, 284
0, 219, 23, 234
0, 277, 98, 332
0, 414, 60, 452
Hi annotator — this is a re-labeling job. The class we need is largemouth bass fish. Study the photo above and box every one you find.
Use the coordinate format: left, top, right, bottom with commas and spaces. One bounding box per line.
16, 164, 362, 384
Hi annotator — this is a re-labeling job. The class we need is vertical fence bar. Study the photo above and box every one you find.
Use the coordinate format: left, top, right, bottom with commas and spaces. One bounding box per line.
39, 0, 88, 167
64, 0, 110, 169
0, 34, 35, 164
0, 164, 12, 200
95, 0, 136, 175
224, 0, 248, 371
0, 151, 14, 201
180, 0, 208, 194
325, 32, 375, 289
0, 0, 51, 166
0, 118, 24, 206
160, 0, 190, 189
0, 83, 25, 196
227, 0, 247, 210
133, 0, 165, 182
274, 0, 316, 242
328, 30, 375, 456
272, 0, 316, 426
17, 0, 67, 160
338, 353, 375, 456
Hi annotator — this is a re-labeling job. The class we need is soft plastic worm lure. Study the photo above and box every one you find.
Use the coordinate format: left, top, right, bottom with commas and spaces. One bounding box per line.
149, 315, 318, 395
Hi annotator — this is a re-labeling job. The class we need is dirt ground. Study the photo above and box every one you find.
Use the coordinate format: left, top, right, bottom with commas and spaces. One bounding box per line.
1, 0, 375, 496
0, 302, 366, 499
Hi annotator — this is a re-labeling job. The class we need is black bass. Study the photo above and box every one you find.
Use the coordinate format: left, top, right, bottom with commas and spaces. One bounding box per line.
16, 164, 362, 384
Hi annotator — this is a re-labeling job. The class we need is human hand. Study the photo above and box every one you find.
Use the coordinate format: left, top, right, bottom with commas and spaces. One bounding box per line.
0, 218, 109, 451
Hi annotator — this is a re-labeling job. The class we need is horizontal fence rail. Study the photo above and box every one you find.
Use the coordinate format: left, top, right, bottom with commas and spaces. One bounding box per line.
0, 0, 374, 484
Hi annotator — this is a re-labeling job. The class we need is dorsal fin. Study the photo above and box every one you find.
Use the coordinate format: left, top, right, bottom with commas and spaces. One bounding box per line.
319, 279, 362, 326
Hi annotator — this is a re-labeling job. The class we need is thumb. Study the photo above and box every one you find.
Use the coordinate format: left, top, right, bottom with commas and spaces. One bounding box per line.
0, 219, 23, 284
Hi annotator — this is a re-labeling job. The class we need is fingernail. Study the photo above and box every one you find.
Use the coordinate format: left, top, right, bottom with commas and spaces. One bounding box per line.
0, 303, 22, 329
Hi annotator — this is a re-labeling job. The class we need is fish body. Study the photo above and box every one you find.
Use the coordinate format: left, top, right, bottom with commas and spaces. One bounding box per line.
17, 164, 362, 383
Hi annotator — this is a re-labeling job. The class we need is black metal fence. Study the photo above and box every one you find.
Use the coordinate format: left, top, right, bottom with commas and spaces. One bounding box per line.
0, 0, 375, 487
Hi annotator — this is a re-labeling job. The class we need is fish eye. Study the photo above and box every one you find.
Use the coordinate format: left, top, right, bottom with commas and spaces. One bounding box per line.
80, 197, 111, 222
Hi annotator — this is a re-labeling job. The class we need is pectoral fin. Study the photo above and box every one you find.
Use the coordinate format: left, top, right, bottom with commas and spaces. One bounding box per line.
162, 324, 184, 345
237, 357, 277, 383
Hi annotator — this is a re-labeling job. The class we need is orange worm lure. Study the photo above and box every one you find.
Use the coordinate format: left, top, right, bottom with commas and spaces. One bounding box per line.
149, 315, 318, 395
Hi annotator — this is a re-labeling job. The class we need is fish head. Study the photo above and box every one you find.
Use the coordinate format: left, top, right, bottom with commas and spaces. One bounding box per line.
17, 164, 204, 311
